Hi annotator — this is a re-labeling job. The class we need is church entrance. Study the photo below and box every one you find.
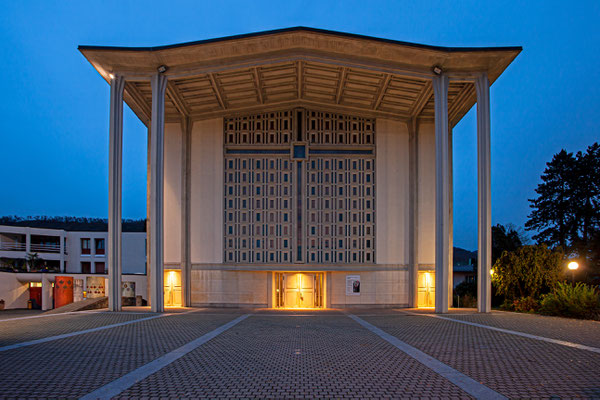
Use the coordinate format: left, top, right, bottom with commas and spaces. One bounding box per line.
274, 272, 324, 309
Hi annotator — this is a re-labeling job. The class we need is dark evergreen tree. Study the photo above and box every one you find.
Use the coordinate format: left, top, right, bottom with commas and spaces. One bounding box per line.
492, 223, 525, 265
526, 143, 600, 278
526, 149, 577, 249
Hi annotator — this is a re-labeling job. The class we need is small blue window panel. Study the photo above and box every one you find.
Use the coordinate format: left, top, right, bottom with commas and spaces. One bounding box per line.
293, 144, 306, 159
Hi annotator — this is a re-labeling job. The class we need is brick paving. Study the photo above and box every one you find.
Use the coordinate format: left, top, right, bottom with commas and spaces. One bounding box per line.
0, 311, 242, 398
0, 311, 155, 347
0, 308, 598, 399
118, 314, 471, 399
362, 313, 600, 399
443, 310, 600, 348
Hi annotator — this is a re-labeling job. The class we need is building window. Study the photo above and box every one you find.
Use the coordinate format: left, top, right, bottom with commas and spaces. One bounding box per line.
81, 261, 91, 274
81, 239, 91, 255
95, 262, 106, 274
95, 238, 105, 255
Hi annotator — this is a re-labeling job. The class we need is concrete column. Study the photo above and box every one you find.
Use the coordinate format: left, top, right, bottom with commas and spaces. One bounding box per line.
25, 232, 31, 253
448, 128, 454, 307
432, 74, 451, 314
108, 74, 125, 312
149, 72, 167, 313
181, 117, 192, 307
475, 73, 492, 313
407, 118, 419, 308
41, 275, 52, 311
146, 126, 151, 305
59, 234, 65, 273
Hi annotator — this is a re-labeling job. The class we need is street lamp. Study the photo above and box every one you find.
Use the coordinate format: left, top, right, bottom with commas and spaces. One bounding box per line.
567, 261, 579, 284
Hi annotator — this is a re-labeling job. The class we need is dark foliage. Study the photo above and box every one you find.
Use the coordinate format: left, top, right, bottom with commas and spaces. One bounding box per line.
0, 215, 146, 232
526, 143, 600, 278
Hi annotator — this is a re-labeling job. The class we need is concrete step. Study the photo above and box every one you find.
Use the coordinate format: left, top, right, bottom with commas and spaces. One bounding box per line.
43, 297, 108, 314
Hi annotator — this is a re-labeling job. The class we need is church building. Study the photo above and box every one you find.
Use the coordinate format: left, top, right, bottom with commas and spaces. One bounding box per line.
79, 27, 520, 312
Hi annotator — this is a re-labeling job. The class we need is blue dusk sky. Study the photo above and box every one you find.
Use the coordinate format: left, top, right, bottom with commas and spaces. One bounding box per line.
0, 1, 598, 250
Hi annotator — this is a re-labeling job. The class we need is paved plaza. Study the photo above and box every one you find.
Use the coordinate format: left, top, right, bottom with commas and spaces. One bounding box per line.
0, 308, 599, 399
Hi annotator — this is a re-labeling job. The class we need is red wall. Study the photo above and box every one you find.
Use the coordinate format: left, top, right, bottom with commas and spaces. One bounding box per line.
54, 276, 74, 308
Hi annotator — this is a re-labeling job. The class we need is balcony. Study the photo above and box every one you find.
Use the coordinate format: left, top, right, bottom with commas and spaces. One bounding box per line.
30, 235, 62, 254
30, 243, 61, 253
0, 242, 26, 251
0, 232, 26, 252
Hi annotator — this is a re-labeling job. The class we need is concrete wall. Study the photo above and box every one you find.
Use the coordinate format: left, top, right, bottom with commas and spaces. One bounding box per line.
191, 270, 267, 306
0, 271, 29, 308
190, 118, 223, 264
66, 232, 145, 274
329, 270, 409, 307
376, 119, 409, 265
417, 122, 436, 266
164, 122, 182, 265
121, 233, 147, 274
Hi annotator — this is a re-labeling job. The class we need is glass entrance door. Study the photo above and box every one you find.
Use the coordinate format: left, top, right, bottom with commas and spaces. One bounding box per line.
417, 271, 435, 308
164, 269, 182, 307
274, 272, 324, 308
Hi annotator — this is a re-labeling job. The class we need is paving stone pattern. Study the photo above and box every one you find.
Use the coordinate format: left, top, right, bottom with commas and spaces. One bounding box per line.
0, 312, 150, 346
0, 308, 599, 399
363, 313, 600, 399
444, 311, 600, 348
0, 312, 241, 398
118, 315, 471, 399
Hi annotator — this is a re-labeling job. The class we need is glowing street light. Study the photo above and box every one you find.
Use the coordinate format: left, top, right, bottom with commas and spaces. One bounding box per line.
567, 261, 579, 284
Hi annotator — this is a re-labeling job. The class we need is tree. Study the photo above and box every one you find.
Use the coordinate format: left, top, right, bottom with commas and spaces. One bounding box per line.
526, 143, 600, 277
492, 223, 527, 265
26, 252, 41, 272
571, 143, 600, 274
526, 150, 577, 249
492, 244, 564, 301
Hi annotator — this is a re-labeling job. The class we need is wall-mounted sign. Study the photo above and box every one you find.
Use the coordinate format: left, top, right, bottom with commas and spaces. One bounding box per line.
346, 275, 361, 295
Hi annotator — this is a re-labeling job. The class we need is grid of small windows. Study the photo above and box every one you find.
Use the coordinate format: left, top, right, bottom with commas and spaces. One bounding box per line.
224, 157, 293, 264
306, 157, 375, 264
305, 110, 375, 145
225, 110, 293, 146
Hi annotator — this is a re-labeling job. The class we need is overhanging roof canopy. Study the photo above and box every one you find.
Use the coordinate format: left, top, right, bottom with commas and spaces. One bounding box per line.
79, 27, 521, 126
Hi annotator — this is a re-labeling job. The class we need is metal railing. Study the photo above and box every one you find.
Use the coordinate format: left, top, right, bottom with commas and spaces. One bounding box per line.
0, 242, 27, 251
30, 243, 61, 253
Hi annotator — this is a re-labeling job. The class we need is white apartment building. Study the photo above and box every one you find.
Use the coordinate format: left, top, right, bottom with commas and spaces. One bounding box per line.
0, 224, 146, 310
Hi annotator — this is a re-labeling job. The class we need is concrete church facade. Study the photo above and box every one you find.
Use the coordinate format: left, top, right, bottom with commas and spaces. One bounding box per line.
79, 28, 520, 313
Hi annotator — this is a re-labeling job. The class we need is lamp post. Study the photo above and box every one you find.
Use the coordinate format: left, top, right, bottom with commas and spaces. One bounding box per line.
567, 261, 579, 284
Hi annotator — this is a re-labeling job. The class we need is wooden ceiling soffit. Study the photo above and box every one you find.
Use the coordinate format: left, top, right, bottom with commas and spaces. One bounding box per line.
188, 99, 409, 122
449, 83, 476, 126
208, 73, 226, 109
124, 82, 151, 125
408, 80, 433, 118
166, 81, 190, 116
297, 61, 303, 99
252, 68, 264, 104
372, 74, 392, 110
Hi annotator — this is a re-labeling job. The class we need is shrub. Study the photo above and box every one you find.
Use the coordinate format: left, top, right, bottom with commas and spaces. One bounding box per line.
512, 296, 540, 313
492, 245, 564, 302
539, 282, 600, 320
454, 280, 476, 298
454, 293, 477, 308
500, 298, 514, 311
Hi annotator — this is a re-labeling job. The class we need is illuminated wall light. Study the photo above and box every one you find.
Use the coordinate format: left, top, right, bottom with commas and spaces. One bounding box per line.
568, 261, 579, 270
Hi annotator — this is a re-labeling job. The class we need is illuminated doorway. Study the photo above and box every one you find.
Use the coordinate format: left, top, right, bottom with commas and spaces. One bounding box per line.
274, 272, 324, 308
164, 269, 182, 307
417, 271, 435, 308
